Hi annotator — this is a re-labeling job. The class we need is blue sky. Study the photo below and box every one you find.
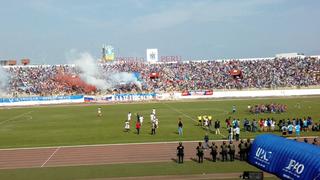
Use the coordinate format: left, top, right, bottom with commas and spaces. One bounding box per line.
0, 0, 319, 64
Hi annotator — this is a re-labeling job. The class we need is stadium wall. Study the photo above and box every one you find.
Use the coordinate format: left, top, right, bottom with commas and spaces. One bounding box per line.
0, 95, 84, 106
84, 93, 156, 102
172, 89, 320, 99
86, 89, 320, 102
1, 89, 320, 106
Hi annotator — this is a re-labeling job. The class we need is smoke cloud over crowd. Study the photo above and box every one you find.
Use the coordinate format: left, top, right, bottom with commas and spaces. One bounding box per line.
0, 66, 9, 96
69, 52, 141, 90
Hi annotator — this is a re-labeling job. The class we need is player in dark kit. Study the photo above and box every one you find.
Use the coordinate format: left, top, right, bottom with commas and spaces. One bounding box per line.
176, 142, 184, 163
196, 142, 204, 163
210, 142, 218, 162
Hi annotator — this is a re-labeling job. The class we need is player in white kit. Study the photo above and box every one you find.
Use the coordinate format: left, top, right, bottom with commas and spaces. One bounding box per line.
124, 121, 130, 132
128, 112, 132, 121
150, 113, 155, 123
139, 115, 144, 125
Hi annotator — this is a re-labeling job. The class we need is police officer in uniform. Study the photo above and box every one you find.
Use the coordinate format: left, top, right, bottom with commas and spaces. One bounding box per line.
220, 141, 228, 162
177, 142, 184, 163
245, 138, 252, 161
312, 138, 318, 146
210, 142, 218, 162
196, 142, 204, 163
228, 141, 236, 161
238, 139, 246, 161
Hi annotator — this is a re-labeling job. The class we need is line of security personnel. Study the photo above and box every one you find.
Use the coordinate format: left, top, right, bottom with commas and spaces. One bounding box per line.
218, 139, 252, 162
176, 139, 252, 163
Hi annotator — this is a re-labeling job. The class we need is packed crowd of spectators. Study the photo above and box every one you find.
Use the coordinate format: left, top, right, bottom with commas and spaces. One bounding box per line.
223, 116, 319, 133
2, 56, 320, 96
6, 65, 77, 96
249, 103, 288, 114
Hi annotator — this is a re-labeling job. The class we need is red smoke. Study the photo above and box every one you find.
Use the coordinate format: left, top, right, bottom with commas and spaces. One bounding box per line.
55, 73, 96, 93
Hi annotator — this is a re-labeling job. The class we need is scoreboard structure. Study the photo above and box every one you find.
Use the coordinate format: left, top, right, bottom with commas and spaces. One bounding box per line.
102, 45, 115, 62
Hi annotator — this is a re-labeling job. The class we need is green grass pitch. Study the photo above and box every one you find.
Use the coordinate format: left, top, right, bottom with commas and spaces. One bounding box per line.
0, 96, 318, 179
0, 96, 319, 148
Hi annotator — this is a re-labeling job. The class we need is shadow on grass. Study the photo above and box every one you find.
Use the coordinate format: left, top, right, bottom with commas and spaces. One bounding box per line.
171, 158, 178, 163
190, 157, 199, 163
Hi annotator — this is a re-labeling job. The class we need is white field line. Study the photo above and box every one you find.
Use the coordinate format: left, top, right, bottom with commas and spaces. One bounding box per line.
0, 136, 318, 151
41, 147, 60, 167
161, 102, 227, 138
42, 160, 173, 169
0, 111, 33, 125
25, 115, 33, 120
161, 102, 197, 123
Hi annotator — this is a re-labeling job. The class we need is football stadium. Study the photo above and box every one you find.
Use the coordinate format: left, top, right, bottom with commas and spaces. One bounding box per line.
1, 1, 320, 180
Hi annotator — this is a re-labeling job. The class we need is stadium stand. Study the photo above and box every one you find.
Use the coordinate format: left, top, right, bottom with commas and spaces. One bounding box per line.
3, 57, 320, 96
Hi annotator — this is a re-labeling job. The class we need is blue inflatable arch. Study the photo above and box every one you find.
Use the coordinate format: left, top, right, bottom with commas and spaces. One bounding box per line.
248, 134, 320, 180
